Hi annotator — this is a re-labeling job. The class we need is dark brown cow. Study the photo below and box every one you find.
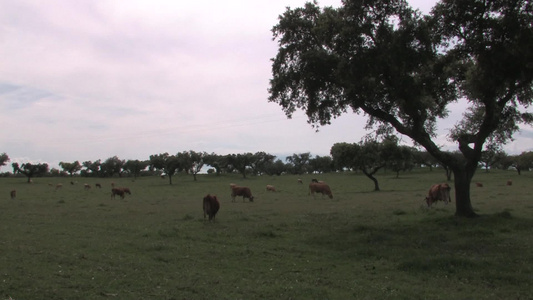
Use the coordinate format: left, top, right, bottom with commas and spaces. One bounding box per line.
203, 194, 220, 221
230, 186, 254, 202
475, 182, 483, 187
122, 187, 131, 195
111, 188, 125, 199
425, 183, 451, 207
506, 180, 512, 186
309, 182, 333, 199
95, 183, 102, 188
10, 189, 16, 200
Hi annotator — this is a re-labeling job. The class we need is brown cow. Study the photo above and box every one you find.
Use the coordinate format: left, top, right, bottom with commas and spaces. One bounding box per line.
203, 194, 220, 221
475, 182, 483, 187
111, 188, 125, 199
309, 182, 333, 199
266, 185, 276, 192
230, 185, 254, 202
55, 183, 63, 190
95, 183, 102, 188
84, 184, 91, 190
506, 180, 512, 186
425, 183, 451, 207
10, 190, 16, 200
121, 187, 131, 195
297, 179, 303, 184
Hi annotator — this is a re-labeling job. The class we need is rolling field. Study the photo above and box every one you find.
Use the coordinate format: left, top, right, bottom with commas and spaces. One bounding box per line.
0, 170, 532, 299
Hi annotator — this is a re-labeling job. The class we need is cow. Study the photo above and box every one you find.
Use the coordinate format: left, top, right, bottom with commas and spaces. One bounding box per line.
425, 183, 452, 207
55, 183, 63, 191
506, 180, 512, 186
266, 185, 276, 192
203, 194, 220, 221
111, 188, 125, 199
84, 184, 91, 190
309, 182, 333, 199
10, 190, 16, 200
122, 187, 131, 195
297, 179, 303, 184
230, 185, 254, 202
95, 183, 102, 188
475, 182, 483, 187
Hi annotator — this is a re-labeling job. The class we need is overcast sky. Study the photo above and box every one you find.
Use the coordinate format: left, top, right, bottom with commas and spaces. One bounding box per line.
1, 0, 532, 170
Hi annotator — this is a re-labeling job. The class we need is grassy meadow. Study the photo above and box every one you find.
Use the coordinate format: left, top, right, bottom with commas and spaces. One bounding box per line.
0, 169, 532, 299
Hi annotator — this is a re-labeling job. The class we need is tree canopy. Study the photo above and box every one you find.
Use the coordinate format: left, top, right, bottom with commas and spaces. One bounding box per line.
269, 0, 533, 217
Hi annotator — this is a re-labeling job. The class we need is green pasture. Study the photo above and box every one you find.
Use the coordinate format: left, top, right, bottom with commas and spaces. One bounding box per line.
1, 170, 532, 299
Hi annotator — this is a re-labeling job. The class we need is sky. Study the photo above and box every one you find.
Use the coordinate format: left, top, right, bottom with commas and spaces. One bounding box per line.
1, 0, 532, 171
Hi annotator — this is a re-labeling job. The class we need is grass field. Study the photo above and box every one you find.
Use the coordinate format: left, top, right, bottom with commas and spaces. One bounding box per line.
0, 169, 532, 299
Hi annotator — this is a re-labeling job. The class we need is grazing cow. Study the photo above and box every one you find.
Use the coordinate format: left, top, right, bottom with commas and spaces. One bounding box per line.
475, 182, 483, 187
122, 187, 131, 195
309, 182, 333, 199
230, 185, 254, 202
55, 183, 63, 191
84, 184, 91, 190
297, 179, 303, 184
95, 183, 102, 188
266, 185, 276, 192
111, 188, 125, 199
203, 194, 220, 221
425, 183, 452, 207
507, 180, 512, 186
10, 190, 16, 200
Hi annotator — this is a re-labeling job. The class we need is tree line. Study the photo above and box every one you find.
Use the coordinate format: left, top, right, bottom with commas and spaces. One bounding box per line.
2, 136, 532, 186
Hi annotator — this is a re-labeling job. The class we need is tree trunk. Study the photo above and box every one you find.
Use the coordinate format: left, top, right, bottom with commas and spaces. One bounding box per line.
361, 169, 380, 191
168, 174, 173, 185
452, 168, 478, 218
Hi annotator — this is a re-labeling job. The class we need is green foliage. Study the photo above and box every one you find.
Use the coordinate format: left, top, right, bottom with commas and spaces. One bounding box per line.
0, 170, 532, 299
269, 0, 533, 217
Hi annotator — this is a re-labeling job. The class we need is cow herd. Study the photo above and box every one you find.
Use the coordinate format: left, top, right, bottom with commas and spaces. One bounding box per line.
6, 177, 515, 223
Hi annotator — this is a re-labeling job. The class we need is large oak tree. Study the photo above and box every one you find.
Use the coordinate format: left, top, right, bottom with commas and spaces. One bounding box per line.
269, 0, 533, 217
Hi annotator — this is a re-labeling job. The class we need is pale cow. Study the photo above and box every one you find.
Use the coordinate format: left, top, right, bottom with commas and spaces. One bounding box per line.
309, 182, 333, 199
425, 183, 452, 207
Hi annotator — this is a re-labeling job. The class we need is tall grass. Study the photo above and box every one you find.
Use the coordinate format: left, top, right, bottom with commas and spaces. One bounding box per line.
0, 169, 531, 299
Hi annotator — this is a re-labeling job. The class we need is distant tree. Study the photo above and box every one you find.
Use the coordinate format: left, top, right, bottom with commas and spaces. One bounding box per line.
204, 153, 224, 175
178, 150, 206, 181
149, 153, 180, 185
331, 137, 391, 191
309, 155, 333, 174
263, 159, 287, 176
480, 143, 506, 172
383, 142, 415, 178
250, 152, 276, 175
82, 160, 101, 177
59, 161, 82, 176
494, 153, 514, 170
286, 152, 311, 175
12, 162, 49, 183
269, 0, 533, 217
412, 150, 439, 171
123, 159, 149, 179
227, 153, 254, 178
101, 156, 125, 177
0, 153, 10, 169
515, 151, 533, 175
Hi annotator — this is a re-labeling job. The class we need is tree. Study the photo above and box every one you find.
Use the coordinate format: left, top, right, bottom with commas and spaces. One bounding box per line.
226, 153, 254, 178
412, 150, 439, 171
101, 156, 125, 177
82, 160, 101, 177
286, 153, 312, 175
0, 153, 9, 170
263, 159, 287, 176
515, 151, 533, 175
309, 155, 334, 173
269, 0, 533, 217
177, 150, 206, 181
331, 138, 389, 191
59, 161, 82, 176
249, 152, 276, 175
12, 162, 49, 183
149, 153, 180, 185
123, 159, 149, 179
204, 153, 224, 175
480, 143, 506, 172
